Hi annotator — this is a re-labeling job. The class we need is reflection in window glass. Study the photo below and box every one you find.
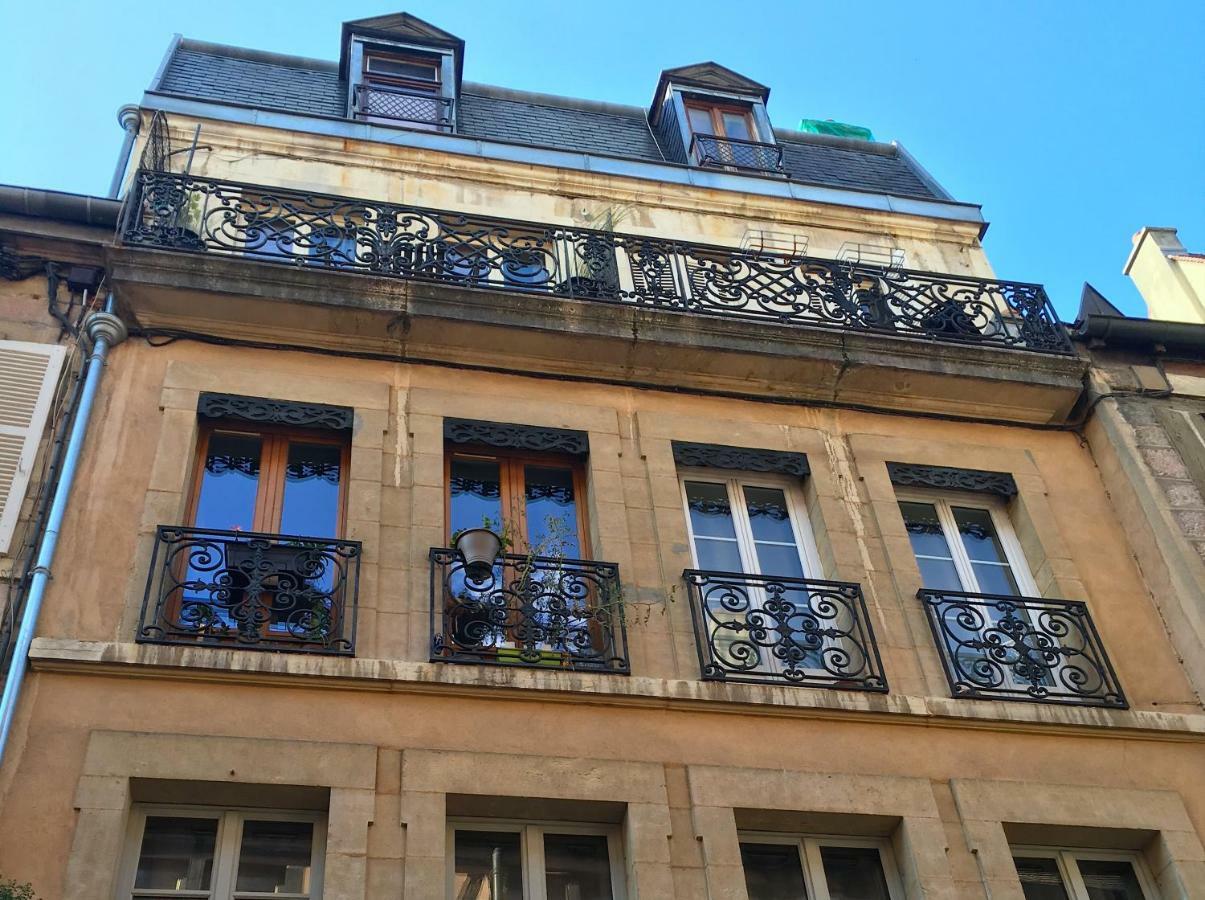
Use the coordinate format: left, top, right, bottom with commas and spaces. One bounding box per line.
1014, 857, 1071, 900
280, 442, 342, 538
952, 506, 1019, 595
235, 820, 314, 892
744, 485, 804, 578
450, 457, 504, 537
544, 833, 614, 900
1078, 859, 1146, 900
819, 845, 891, 899
898, 500, 963, 590
685, 480, 743, 572
525, 465, 580, 557
195, 432, 262, 532
454, 831, 524, 900
134, 816, 218, 890
740, 842, 808, 900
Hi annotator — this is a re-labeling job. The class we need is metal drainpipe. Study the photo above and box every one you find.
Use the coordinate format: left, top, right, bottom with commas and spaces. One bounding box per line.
0, 296, 127, 766
108, 106, 142, 199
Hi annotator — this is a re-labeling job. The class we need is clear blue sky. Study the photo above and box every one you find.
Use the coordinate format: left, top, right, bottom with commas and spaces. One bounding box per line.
3, 0, 1202, 320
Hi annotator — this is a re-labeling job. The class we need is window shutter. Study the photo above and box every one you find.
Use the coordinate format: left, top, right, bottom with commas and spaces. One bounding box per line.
0, 341, 67, 555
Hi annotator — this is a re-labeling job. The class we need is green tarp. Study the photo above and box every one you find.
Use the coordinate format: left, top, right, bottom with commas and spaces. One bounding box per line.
798, 119, 875, 141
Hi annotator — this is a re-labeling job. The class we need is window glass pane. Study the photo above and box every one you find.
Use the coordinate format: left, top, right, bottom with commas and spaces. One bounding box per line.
687, 107, 715, 135
543, 833, 614, 900
898, 501, 957, 564
366, 55, 438, 82
740, 842, 808, 900
235, 819, 314, 893
953, 506, 1012, 564
195, 432, 262, 531
917, 556, 964, 591
450, 457, 504, 538
686, 481, 739, 539
525, 465, 580, 557
721, 111, 753, 140
1078, 859, 1147, 900
279, 442, 342, 538
743, 486, 795, 543
134, 816, 218, 890
694, 537, 744, 572
819, 845, 891, 900
753, 543, 806, 579
1013, 856, 1071, 900
972, 561, 1021, 596
454, 830, 523, 900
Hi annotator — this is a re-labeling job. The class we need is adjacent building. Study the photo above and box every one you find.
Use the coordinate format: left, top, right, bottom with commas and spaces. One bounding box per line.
0, 13, 1201, 900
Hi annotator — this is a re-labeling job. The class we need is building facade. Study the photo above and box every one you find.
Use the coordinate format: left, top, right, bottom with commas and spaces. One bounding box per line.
0, 13, 1202, 900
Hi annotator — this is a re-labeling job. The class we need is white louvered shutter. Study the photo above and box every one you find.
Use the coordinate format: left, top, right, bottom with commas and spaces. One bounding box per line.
0, 341, 67, 554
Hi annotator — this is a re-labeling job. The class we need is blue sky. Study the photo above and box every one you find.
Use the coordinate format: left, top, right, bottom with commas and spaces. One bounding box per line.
3, 0, 1202, 320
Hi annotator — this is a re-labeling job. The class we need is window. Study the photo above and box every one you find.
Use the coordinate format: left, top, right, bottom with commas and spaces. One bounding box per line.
448, 447, 587, 557
685, 101, 758, 143
357, 48, 446, 130
1012, 848, 1157, 900
739, 834, 902, 900
449, 821, 625, 900
118, 807, 326, 899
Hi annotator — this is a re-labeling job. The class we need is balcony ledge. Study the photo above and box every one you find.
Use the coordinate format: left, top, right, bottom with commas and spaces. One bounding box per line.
29, 638, 1205, 742
108, 245, 1088, 425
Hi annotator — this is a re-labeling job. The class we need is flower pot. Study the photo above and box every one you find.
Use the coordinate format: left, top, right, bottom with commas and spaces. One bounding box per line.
455, 528, 502, 580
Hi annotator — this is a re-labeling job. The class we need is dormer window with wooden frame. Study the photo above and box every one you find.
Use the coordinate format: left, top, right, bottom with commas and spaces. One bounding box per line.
341, 12, 462, 133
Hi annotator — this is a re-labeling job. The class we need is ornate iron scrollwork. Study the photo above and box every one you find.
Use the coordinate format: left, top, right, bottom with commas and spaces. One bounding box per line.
918, 589, 1127, 708
137, 526, 361, 654
429, 548, 629, 673
121, 169, 1073, 353
444, 418, 587, 454
198, 393, 353, 431
887, 462, 1017, 497
684, 569, 888, 691
672, 441, 809, 476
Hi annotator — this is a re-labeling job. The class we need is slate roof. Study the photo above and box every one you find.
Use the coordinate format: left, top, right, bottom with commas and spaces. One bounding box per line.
153, 40, 947, 201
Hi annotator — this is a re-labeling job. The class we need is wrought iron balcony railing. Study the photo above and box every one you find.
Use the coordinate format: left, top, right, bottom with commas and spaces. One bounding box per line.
690, 134, 785, 174
137, 526, 361, 654
918, 589, 1126, 708
119, 169, 1073, 353
352, 83, 454, 130
430, 548, 629, 673
684, 570, 888, 691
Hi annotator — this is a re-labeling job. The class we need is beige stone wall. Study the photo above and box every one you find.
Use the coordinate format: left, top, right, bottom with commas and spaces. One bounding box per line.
0, 336, 1201, 897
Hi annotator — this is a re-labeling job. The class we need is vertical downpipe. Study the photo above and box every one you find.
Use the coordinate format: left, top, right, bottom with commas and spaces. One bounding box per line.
0, 297, 127, 767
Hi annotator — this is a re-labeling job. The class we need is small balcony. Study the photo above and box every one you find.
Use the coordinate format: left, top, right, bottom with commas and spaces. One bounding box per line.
684, 570, 888, 691
118, 169, 1072, 354
918, 589, 1127, 708
352, 83, 454, 130
430, 548, 630, 673
137, 526, 361, 654
689, 134, 784, 174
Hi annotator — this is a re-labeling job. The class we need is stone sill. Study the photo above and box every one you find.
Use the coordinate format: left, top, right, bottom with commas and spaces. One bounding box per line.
29, 639, 1205, 742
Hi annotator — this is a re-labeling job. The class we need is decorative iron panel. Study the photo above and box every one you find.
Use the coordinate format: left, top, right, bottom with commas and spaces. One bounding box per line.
690, 134, 785, 173
684, 569, 888, 690
918, 589, 1126, 707
138, 525, 361, 654
119, 169, 1073, 353
887, 463, 1017, 497
444, 418, 587, 454
353, 83, 454, 129
672, 441, 809, 476
430, 548, 629, 673
198, 392, 354, 431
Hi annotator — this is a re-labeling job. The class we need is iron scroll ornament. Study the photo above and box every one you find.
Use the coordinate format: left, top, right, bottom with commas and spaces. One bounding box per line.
122, 169, 1074, 354
198, 393, 353, 432
444, 418, 588, 455
672, 442, 809, 477
887, 462, 1018, 498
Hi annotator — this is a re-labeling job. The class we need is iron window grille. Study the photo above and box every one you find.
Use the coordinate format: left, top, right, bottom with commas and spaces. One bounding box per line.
430, 548, 630, 673
352, 83, 454, 130
918, 589, 1127, 708
118, 169, 1073, 353
138, 525, 360, 655
684, 569, 888, 691
690, 133, 785, 174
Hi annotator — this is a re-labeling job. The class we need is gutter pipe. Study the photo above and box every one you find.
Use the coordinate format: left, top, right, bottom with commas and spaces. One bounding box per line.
109, 106, 142, 199
0, 296, 127, 768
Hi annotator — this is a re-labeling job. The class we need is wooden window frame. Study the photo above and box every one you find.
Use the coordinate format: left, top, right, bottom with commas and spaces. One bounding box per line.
1010, 846, 1159, 899
684, 100, 759, 142
737, 832, 904, 900
186, 420, 351, 540
447, 819, 627, 900
362, 49, 441, 93
116, 804, 327, 900
445, 443, 591, 557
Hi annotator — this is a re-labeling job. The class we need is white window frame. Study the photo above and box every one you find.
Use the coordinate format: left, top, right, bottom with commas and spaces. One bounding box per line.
115, 805, 327, 900
1010, 846, 1159, 899
895, 488, 1038, 596
678, 469, 823, 579
738, 832, 905, 900
447, 818, 627, 900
